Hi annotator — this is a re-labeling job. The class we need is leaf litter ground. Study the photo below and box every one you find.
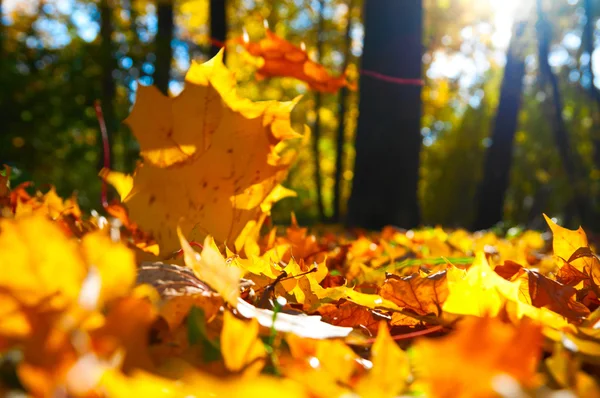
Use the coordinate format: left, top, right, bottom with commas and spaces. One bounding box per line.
2, 52, 600, 397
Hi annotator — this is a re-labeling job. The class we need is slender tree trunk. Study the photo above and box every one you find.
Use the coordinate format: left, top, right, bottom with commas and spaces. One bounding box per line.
583, 0, 600, 170
210, 0, 227, 58
473, 22, 527, 230
124, 0, 142, 172
99, 0, 117, 169
333, 0, 354, 223
537, 0, 589, 224
347, 0, 423, 229
267, 0, 279, 31
155, 0, 174, 95
312, 0, 327, 221
0, 0, 4, 65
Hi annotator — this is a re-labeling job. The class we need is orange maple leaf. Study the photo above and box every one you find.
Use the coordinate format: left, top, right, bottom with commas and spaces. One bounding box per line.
237, 29, 357, 93
416, 316, 543, 397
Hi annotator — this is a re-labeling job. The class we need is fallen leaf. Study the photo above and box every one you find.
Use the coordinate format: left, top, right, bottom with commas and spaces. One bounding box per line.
355, 322, 410, 397
379, 270, 448, 316
317, 301, 381, 335
220, 310, 266, 376
236, 298, 352, 339
177, 229, 243, 307
415, 316, 542, 397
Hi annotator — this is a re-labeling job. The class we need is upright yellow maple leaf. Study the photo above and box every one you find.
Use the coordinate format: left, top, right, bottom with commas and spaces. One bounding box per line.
104, 50, 302, 254
177, 227, 243, 306
543, 214, 591, 271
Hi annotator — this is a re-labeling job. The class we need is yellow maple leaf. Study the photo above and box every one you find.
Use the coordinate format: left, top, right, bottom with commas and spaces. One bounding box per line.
104, 50, 302, 254
355, 322, 410, 397
0, 215, 137, 339
543, 214, 591, 271
0, 215, 86, 310
286, 334, 359, 384
443, 252, 570, 330
80, 231, 136, 307
177, 227, 243, 306
221, 310, 266, 376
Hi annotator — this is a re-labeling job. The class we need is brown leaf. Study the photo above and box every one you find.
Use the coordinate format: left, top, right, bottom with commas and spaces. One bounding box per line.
494, 260, 525, 280
524, 269, 590, 322
379, 270, 448, 316
316, 301, 381, 334
556, 259, 589, 287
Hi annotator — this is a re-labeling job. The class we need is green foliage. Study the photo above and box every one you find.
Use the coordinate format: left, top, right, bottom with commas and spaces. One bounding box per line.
3, 0, 600, 228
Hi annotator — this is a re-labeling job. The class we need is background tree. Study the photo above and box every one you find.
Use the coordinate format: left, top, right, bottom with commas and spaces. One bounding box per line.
473, 21, 527, 230
155, 0, 174, 94
312, 0, 326, 222
347, 0, 423, 229
333, 0, 355, 223
210, 0, 227, 57
99, 0, 117, 168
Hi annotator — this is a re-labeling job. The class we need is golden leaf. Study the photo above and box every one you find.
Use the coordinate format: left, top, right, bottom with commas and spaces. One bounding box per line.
177, 228, 243, 306
221, 310, 266, 376
355, 322, 410, 397
106, 50, 302, 254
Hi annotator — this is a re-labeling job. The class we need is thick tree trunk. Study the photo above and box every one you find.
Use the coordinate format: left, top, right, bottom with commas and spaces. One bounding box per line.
313, 0, 326, 221
347, 0, 423, 229
473, 22, 527, 230
333, 0, 354, 223
99, 0, 117, 169
537, 0, 589, 225
210, 0, 227, 58
155, 0, 174, 95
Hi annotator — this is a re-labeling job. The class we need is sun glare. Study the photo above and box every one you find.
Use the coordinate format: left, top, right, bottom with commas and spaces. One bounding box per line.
489, 0, 525, 49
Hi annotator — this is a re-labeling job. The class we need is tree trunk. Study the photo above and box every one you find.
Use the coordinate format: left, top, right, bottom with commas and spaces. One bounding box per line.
347, 0, 423, 230
333, 0, 354, 223
267, 0, 279, 30
210, 0, 227, 58
155, 0, 174, 95
473, 22, 527, 230
99, 0, 117, 169
537, 0, 589, 225
0, 0, 4, 64
312, 0, 326, 221
583, 0, 600, 170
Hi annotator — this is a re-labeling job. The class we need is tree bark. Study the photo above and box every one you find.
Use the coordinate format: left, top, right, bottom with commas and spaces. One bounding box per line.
473, 22, 527, 230
583, 0, 600, 170
333, 0, 354, 223
210, 0, 227, 58
312, 0, 326, 221
99, 0, 117, 169
155, 0, 174, 95
347, 0, 423, 229
537, 0, 589, 224
0, 0, 4, 64
267, 0, 279, 30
